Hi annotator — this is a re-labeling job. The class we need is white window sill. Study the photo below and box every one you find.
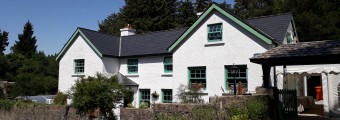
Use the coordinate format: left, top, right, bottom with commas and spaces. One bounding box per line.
161, 73, 173, 77
204, 41, 225, 47
126, 74, 139, 77
71, 74, 85, 77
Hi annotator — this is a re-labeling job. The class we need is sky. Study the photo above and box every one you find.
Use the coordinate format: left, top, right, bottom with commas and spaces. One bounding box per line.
0, 0, 233, 55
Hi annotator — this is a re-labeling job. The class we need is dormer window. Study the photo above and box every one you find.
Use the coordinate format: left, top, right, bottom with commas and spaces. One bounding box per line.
208, 23, 222, 42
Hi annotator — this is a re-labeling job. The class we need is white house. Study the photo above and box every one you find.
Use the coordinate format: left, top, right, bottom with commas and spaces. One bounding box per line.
57, 4, 298, 107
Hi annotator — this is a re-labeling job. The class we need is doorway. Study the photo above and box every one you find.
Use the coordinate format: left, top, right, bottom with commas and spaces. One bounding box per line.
307, 76, 322, 99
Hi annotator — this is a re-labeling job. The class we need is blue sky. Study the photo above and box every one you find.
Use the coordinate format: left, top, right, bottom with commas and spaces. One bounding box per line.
0, 0, 233, 55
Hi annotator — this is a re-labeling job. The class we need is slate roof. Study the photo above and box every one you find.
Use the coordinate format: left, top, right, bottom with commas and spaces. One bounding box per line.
247, 13, 293, 44
120, 28, 186, 57
79, 28, 120, 57
116, 72, 138, 86
250, 40, 340, 64
75, 13, 293, 57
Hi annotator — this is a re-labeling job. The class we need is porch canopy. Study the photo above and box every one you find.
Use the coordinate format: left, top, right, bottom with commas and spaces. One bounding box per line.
250, 40, 340, 87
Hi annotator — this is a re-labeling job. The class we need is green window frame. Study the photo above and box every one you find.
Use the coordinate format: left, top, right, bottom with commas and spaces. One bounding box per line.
164, 57, 173, 73
74, 59, 84, 74
127, 59, 138, 74
208, 23, 222, 42
139, 89, 150, 106
188, 67, 206, 88
225, 65, 248, 93
162, 89, 172, 103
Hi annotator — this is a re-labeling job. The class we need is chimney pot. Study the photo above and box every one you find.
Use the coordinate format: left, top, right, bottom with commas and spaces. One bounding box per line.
120, 24, 136, 36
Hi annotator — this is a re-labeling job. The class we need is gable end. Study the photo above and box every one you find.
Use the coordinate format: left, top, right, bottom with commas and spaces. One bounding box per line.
167, 4, 274, 52
56, 28, 103, 61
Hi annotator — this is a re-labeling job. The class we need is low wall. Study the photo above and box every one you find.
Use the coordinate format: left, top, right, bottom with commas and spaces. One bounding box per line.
0, 106, 87, 120
121, 95, 275, 120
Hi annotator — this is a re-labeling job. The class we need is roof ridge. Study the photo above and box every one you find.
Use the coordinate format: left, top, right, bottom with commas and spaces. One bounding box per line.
78, 27, 119, 37
122, 27, 188, 37
247, 12, 292, 20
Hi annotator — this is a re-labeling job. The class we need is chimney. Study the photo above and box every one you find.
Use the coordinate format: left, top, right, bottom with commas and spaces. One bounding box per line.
120, 24, 136, 36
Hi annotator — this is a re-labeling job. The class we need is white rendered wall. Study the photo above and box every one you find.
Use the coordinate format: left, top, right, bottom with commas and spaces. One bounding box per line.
283, 21, 296, 44
172, 11, 271, 102
119, 56, 173, 107
59, 35, 106, 93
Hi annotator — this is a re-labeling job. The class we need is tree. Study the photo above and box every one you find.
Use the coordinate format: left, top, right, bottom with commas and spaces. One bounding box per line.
11, 21, 37, 57
10, 73, 58, 97
0, 29, 9, 54
71, 73, 126, 119
234, 0, 274, 18
176, 0, 197, 28
195, 0, 213, 12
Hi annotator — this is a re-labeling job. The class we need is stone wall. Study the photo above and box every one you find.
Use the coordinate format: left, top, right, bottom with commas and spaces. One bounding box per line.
121, 95, 275, 120
0, 106, 88, 120
120, 108, 153, 120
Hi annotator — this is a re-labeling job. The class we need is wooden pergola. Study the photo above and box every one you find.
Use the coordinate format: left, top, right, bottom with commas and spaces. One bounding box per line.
250, 40, 340, 88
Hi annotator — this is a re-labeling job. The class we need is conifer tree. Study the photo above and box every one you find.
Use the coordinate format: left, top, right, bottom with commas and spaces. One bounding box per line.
11, 21, 37, 57
0, 29, 9, 54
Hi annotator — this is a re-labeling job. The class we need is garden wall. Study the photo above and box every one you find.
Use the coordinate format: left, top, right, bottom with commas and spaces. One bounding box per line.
0, 106, 88, 120
121, 95, 276, 120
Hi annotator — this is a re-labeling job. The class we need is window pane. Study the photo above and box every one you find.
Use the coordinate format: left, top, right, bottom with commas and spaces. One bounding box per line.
74, 59, 84, 74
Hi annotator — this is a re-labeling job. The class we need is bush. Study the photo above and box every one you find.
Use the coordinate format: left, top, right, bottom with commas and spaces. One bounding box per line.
123, 89, 134, 107
139, 102, 149, 109
246, 99, 268, 120
54, 92, 67, 105
0, 99, 14, 110
227, 99, 268, 120
176, 84, 204, 104
191, 105, 218, 120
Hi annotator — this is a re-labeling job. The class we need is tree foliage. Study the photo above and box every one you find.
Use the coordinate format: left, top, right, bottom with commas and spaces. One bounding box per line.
11, 21, 37, 57
0, 29, 9, 54
71, 73, 126, 119
99, 0, 226, 35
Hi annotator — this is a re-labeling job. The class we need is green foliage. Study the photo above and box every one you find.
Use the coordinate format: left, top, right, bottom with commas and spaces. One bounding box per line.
54, 92, 67, 105
191, 105, 218, 120
0, 99, 15, 110
100, 0, 227, 35
10, 73, 58, 97
176, 84, 204, 104
11, 21, 37, 57
2, 52, 59, 98
123, 89, 134, 107
139, 102, 149, 109
227, 99, 268, 120
71, 73, 125, 119
0, 29, 9, 54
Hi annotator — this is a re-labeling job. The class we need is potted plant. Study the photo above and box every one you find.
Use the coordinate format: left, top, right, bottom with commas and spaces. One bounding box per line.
151, 91, 159, 98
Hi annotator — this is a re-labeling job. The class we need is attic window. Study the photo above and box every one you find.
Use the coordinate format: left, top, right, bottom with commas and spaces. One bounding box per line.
208, 23, 222, 42
127, 59, 138, 74
74, 59, 84, 74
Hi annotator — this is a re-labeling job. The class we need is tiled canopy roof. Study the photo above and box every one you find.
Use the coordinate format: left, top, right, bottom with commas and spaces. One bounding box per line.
250, 40, 340, 65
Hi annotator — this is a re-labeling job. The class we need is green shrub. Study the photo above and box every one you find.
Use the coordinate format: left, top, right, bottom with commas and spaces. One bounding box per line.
0, 99, 15, 110
227, 99, 268, 120
139, 102, 149, 109
54, 92, 67, 105
246, 99, 268, 120
191, 105, 218, 120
